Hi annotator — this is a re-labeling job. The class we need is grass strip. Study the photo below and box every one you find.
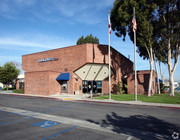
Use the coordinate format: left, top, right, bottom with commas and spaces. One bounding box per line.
94, 92, 180, 104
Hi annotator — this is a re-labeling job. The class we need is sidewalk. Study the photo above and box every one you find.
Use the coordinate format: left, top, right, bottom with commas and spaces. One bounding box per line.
1, 91, 180, 109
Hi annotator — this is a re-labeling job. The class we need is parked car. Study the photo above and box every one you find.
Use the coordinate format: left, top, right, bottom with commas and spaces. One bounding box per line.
175, 87, 180, 93
165, 88, 169, 92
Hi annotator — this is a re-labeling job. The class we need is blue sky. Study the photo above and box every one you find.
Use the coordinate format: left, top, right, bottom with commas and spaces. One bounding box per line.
0, 0, 179, 81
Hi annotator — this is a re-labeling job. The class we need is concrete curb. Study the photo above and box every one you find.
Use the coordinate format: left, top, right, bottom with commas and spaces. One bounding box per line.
0, 92, 63, 101
74, 99, 180, 109
1, 92, 180, 109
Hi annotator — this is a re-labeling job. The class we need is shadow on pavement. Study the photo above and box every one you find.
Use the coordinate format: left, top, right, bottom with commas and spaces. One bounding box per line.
86, 112, 180, 140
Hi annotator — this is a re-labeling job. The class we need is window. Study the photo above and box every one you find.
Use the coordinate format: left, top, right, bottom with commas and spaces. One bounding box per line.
82, 81, 88, 93
97, 81, 102, 93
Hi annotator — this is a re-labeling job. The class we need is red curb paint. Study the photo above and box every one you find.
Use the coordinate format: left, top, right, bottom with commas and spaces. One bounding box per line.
7, 94, 62, 101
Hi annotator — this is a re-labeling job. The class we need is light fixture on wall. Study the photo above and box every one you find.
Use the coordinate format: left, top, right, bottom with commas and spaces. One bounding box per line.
74, 75, 78, 81
124, 75, 127, 78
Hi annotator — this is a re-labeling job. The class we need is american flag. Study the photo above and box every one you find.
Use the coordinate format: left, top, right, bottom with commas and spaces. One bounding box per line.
132, 16, 137, 32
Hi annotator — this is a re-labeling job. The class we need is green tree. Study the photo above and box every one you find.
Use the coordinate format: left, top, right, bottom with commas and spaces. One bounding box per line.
77, 34, 99, 45
111, 0, 157, 96
153, 0, 180, 96
77, 36, 85, 45
0, 62, 20, 90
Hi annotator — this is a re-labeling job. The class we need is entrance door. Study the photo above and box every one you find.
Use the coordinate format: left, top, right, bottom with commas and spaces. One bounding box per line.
87, 81, 92, 93
61, 81, 68, 93
87, 81, 97, 94
92, 81, 97, 93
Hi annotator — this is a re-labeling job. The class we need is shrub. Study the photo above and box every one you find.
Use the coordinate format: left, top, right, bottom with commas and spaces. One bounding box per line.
13, 88, 24, 94
160, 83, 165, 93
113, 81, 125, 94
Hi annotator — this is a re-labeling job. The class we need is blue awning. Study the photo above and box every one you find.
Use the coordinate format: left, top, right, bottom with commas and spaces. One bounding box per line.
56, 73, 70, 81
155, 77, 162, 83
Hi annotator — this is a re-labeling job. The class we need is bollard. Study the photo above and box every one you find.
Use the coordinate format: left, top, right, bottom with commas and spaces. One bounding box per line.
90, 90, 92, 99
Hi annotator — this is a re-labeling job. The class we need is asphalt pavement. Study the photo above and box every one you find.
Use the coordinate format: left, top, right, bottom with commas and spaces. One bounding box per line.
0, 109, 127, 140
0, 93, 180, 140
1, 92, 180, 109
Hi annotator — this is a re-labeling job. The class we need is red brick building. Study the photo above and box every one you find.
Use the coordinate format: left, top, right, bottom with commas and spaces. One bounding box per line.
22, 44, 133, 96
127, 70, 157, 95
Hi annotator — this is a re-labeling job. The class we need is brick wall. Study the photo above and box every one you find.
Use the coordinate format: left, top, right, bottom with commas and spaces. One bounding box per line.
48, 71, 61, 95
25, 71, 49, 95
23, 44, 88, 95
127, 70, 157, 95
22, 44, 133, 95
86, 44, 133, 94
25, 71, 60, 96
22, 44, 87, 72
73, 73, 83, 95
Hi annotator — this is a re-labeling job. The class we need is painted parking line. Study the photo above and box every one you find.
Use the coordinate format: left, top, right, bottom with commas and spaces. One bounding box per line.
0, 110, 38, 126
41, 126, 77, 140
0, 106, 133, 139
0, 116, 25, 120
0, 116, 34, 126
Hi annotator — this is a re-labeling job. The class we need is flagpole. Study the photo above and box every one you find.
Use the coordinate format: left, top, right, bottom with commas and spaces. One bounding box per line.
133, 7, 137, 101
108, 11, 111, 100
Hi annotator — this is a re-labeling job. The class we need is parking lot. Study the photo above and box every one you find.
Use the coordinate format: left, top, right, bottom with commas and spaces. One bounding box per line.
0, 94, 179, 140
0, 109, 130, 140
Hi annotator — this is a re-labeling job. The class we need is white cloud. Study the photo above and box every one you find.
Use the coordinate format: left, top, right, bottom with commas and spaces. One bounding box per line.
0, 34, 76, 66
0, 1, 15, 19
0, 0, 114, 24
0, 0, 36, 18
0, 34, 75, 51
45, 0, 111, 17
0, 38, 50, 48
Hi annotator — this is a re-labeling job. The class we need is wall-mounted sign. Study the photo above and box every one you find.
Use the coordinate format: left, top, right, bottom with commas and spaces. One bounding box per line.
38, 57, 59, 63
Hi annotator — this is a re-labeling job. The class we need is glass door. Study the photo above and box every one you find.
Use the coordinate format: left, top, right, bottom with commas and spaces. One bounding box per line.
87, 81, 92, 93
92, 81, 97, 93
83, 80, 102, 94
